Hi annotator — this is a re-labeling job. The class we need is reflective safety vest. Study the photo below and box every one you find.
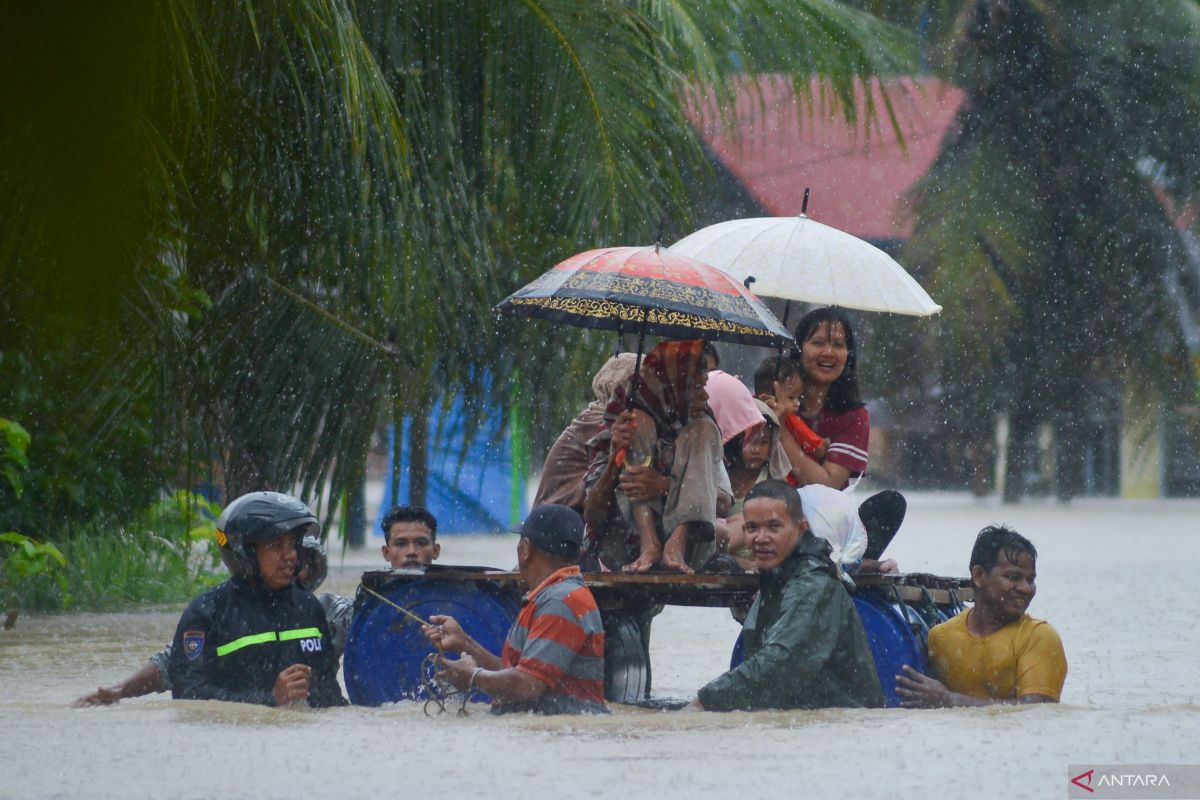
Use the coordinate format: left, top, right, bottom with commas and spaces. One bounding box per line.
216, 627, 324, 657
168, 578, 346, 707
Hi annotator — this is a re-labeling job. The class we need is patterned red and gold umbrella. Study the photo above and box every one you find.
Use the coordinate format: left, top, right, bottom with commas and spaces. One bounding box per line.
495, 245, 792, 348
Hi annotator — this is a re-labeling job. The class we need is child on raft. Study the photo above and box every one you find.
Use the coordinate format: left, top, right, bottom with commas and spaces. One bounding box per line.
753, 354, 829, 468
582, 340, 731, 574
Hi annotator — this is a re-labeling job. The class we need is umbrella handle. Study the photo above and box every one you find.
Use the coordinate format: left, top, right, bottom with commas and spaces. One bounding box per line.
616, 305, 650, 468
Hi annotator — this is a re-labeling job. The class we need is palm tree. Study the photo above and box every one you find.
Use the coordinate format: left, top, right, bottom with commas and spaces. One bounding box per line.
860, 1, 1200, 499
2, 1, 920, 531
1, 1, 410, 527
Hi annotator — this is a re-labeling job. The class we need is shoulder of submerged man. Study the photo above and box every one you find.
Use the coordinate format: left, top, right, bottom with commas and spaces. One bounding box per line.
288, 583, 329, 613
319, 592, 353, 612
927, 608, 969, 641
788, 532, 840, 575
1014, 613, 1064, 645
532, 567, 585, 604
770, 545, 840, 603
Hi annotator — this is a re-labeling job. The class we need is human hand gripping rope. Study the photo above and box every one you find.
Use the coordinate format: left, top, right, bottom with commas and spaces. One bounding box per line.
359, 585, 473, 716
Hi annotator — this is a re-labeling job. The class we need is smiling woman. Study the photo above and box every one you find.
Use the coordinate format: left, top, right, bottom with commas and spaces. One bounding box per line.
783, 307, 868, 491
775, 307, 906, 571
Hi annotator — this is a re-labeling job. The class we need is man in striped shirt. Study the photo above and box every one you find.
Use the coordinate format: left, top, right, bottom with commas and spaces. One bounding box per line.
425, 504, 607, 714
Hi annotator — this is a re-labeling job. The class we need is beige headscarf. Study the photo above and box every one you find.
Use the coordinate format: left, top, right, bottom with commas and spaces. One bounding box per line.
590, 353, 639, 415
532, 353, 638, 512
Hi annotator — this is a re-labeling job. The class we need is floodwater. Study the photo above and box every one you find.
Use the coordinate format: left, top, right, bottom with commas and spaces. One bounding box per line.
3, 492, 1199, 799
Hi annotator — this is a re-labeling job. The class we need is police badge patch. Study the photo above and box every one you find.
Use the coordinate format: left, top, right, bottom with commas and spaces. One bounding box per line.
183, 630, 206, 661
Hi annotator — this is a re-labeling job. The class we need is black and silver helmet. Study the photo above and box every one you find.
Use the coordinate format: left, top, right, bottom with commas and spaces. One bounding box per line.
298, 534, 328, 592
216, 491, 320, 582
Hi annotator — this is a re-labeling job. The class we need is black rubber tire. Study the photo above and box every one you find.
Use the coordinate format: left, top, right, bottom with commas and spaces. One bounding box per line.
602, 613, 650, 704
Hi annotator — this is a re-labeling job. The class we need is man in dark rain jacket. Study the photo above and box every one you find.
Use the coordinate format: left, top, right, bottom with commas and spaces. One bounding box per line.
693, 480, 884, 711
168, 492, 346, 708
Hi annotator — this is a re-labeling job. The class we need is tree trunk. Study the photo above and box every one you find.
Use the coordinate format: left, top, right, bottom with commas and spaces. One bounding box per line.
344, 466, 366, 547
1053, 414, 1086, 502
967, 431, 994, 498
1003, 412, 1034, 503
222, 446, 265, 500
408, 405, 430, 508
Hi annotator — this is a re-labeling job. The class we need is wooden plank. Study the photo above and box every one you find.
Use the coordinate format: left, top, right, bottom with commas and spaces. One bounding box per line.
361, 567, 973, 607
885, 584, 974, 605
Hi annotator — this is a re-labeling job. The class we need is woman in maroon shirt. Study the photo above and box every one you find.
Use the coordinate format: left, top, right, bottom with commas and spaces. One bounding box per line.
776, 307, 904, 569
777, 307, 868, 490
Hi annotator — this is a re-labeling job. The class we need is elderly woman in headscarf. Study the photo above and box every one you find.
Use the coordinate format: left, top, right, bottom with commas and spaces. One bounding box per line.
532, 353, 639, 514
582, 340, 730, 573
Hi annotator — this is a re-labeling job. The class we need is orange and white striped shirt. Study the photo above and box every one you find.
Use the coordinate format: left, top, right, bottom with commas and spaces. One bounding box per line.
497, 566, 607, 714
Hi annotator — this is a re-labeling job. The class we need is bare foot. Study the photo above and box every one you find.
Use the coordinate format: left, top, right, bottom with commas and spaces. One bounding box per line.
623, 540, 661, 573
626, 504, 662, 573
660, 525, 693, 574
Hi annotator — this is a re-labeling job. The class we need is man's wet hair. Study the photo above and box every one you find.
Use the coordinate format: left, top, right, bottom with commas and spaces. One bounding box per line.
754, 354, 803, 396
969, 525, 1036, 573
702, 341, 720, 369
381, 505, 438, 543
744, 479, 805, 523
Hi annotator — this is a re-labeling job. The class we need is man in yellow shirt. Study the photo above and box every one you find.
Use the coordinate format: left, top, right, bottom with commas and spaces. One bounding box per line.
895, 525, 1066, 707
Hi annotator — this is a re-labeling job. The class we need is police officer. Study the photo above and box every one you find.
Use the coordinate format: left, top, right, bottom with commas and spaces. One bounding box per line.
74, 533, 345, 707
167, 491, 346, 707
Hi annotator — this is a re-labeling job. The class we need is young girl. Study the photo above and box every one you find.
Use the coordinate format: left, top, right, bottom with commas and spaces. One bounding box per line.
704, 370, 790, 561
717, 399, 793, 566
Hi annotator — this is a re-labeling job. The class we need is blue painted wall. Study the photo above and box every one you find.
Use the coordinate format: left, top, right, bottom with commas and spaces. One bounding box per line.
373, 397, 528, 536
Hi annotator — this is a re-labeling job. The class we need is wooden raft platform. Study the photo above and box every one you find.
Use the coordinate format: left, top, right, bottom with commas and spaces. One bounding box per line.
360, 566, 974, 609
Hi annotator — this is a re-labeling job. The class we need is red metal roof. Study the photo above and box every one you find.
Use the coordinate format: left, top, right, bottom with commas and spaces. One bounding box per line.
692, 77, 964, 241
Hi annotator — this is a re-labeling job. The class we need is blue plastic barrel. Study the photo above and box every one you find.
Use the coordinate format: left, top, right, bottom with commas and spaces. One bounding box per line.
911, 598, 950, 632
853, 591, 926, 707
343, 578, 519, 706
728, 590, 926, 708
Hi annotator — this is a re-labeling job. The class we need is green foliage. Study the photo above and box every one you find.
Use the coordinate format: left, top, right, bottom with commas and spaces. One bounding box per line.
0, 418, 29, 498
4, 491, 223, 612
849, 0, 1200, 497
0, 418, 69, 611
0, 533, 71, 610
4, 0, 923, 524
0, 349, 177, 536
2, 1, 921, 541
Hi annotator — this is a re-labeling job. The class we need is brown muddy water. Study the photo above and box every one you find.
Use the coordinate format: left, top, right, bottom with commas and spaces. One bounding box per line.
3, 493, 1199, 799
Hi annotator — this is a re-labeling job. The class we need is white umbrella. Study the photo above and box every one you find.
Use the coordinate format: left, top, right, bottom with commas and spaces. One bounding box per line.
669, 204, 942, 318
